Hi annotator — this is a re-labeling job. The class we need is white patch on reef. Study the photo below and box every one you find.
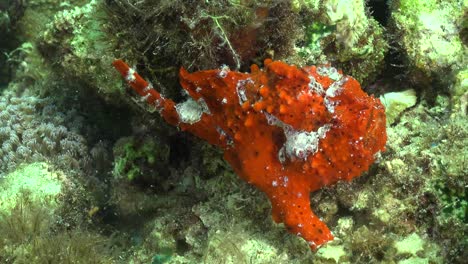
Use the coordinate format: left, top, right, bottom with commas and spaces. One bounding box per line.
236, 78, 253, 105
317, 66, 342, 81
264, 113, 332, 163
379, 89, 417, 125
143, 82, 153, 92
125, 68, 136, 83
216, 126, 226, 137
324, 99, 337, 113
216, 126, 233, 145
265, 112, 282, 126
281, 124, 332, 161
140, 94, 151, 102
153, 98, 163, 112
175, 97, 210, 125
326, 78, 345, 98
373, 151, 382, 162
323, 77, 347, 113
218, 65, 230, 78
281, 176, 289, 187
308, 76, 325, 95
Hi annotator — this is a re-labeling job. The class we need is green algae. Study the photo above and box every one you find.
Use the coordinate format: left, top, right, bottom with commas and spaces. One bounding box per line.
113, 136, 170, 183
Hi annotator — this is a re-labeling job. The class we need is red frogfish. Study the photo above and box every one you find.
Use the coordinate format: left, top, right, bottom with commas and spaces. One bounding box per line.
113, 59, 387, 250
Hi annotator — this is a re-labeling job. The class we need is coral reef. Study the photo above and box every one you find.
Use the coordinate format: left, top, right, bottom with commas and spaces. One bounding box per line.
113, 135, 170, 184
106, 0, 300, 69
0, 162, 63, 213
37, 0, 123, 100
0, 0, 26, 85
0, 0, 466, 263
0, 163, 117, 263
380, 89, 417, 125
294, 0, 388, 85
452, 69, 468, 116
389, 0, 467, 118
0, 90, 90, 175
390, 0, 466, 79
33, 0, 391, 100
